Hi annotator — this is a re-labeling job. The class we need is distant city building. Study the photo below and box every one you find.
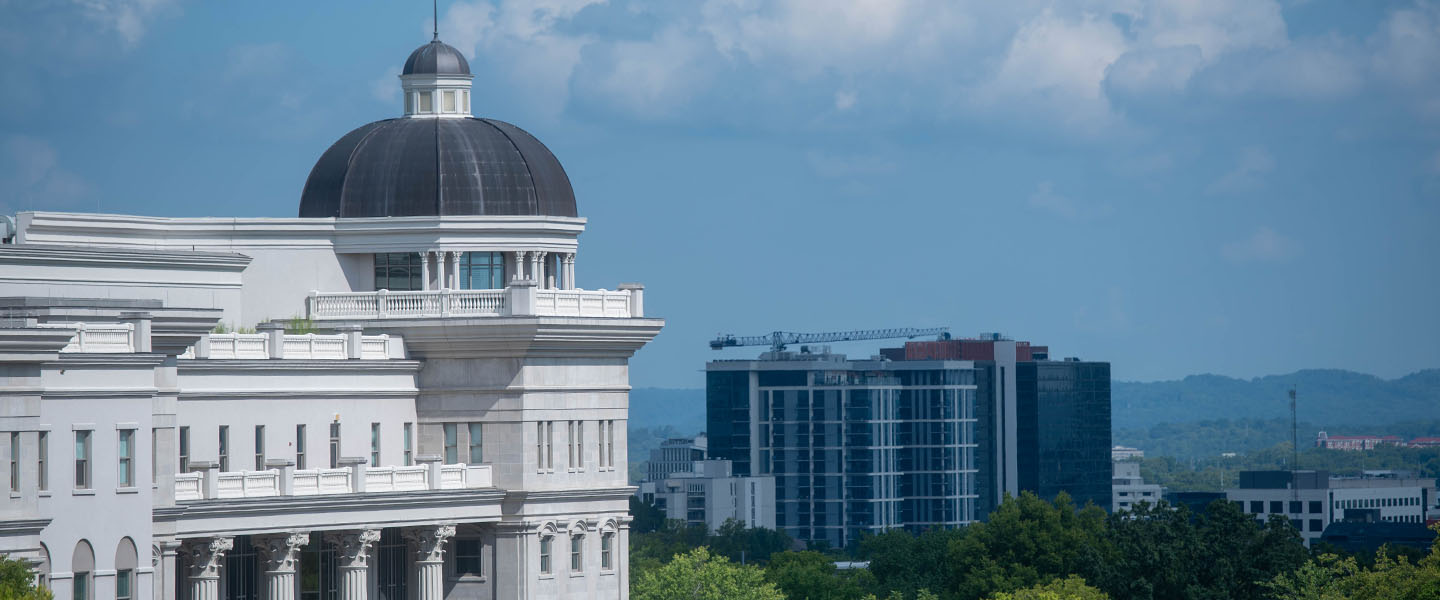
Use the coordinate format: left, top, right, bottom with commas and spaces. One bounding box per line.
635, 460, 775, 532
1225, 470, 1437, 547
1164, 491, 1228, 515
1408, 437, 1440, 448
706, 335, 1110, 548
1319, 521, 1435, 554
1315, 431, 1405, 450
647, 434, 708, 481
1112, 462, 1163, 512
1111, 446, 1144, 461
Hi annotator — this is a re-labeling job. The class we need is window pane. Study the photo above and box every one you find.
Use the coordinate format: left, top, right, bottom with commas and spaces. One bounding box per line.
420, 92, 433, 112
443, 91, 456, 112
469, 423, 483, 464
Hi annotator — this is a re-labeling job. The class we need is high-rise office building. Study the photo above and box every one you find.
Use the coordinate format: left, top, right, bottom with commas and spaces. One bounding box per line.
706, 335, 1110, 548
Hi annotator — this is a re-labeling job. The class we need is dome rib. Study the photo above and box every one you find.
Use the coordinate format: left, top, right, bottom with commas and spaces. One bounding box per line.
477, 118, 540, 216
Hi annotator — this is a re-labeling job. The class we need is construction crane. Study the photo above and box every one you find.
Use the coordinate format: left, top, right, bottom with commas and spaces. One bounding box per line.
709, 327, 951, 353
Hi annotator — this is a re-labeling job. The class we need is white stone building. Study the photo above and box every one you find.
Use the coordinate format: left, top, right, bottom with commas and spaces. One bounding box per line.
1111, 461, 1163, 512
635, 460, 776, 532
0, 32, 660, 600
1226, 470, 1436, 547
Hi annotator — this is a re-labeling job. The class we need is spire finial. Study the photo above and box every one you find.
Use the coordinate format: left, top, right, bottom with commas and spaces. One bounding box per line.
433, 0, 439, 41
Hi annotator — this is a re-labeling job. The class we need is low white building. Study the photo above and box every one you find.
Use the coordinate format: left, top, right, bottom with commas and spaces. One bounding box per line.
1111, 462, 1163, 512
635, 460, 776, 532
0, 28, 661, 600
1226, 470, 1436, 547
646, 435, 707, 482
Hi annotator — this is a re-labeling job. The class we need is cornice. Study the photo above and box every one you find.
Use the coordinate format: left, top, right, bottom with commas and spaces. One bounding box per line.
178, 359, 422, 373
160, 489, 508, 535
0, 243, 251, 270
0, 518, 51, 535
359, 317, 665, 359
179, 389, 417, 400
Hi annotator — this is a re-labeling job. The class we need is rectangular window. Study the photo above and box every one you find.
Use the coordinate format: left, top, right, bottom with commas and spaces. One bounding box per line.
443, 90, 456, 112
373, 253, 424, 291
1250, 500, 1263, 513
568, 421, 580, 470
116, 569, 132, 600
218, 425, 229, 472
596, 421, 606, 470
329, 422, 341, 469
403, 423, 413, 466
151, 429, 157, 485
605, 420, 614, 469
601, 532, 613, 570
468, 423, 483, 464
254, 425, 265, 471
178, 426, 189, 473
1309, 519, 1323, 532
1309, 500, 1322, 514
73, 571, 89, 600
1288, 500, 1302, 514
419, 91, 434, 113
461, 90, 470, 113
37, 431, 47, 491
405, 92, 414, 114
570, 535, 583, 571
456, 539, 483, 576
444, 424, 458, 464
8, 432, 17, 492
117, 429, 134, 487
1270, 500, 1283, 514
537, 422, 544, 472
296, 424, 306, 470
459, 252, 506, 290
74, 430, 91, 489
370, 423, 381, 467
547, 422, 554, 470
540, 536, 552, 574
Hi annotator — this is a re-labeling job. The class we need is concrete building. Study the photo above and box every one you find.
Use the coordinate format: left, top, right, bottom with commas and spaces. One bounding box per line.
0, 29, 660, 600
1112, 462, 1163, 512
646, 435, 707, 481
1315, 432, 1405, 450
706, 335, 1110, 548
634, 460, 776, 532
1226, 470, 1437, 547
1111, 446, 1144, 461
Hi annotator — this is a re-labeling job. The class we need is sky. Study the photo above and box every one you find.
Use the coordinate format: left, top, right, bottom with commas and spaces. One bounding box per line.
1, 0, 1438, 389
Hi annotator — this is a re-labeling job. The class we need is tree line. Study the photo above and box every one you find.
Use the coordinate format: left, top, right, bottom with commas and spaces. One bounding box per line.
629, 493, 1440, 600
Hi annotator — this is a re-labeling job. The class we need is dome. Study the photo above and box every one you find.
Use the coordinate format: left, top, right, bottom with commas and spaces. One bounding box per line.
298, 118, 577, 218
403, 40, 470, 75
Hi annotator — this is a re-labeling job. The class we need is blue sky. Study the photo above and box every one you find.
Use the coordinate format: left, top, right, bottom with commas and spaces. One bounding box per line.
1, 0, 1438, 388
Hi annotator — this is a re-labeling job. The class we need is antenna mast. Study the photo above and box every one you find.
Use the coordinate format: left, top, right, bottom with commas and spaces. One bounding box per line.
433, 0, 439, 40
1290, 386, 1299, 503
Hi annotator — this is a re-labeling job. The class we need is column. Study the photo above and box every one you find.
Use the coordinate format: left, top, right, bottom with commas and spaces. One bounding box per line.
538, 251, 550, 288
257, 532, 308, 600
448, 251, 461, 289
158, 541, 180, 600
420, 251, 431, 291
528, 252, 541, 285
184, 537, 233, 600
406, 524, 455, 600
565, 253, 576, 290
512, 252, 524, 283
436, 251, 448, 290
326, 529, 379, 600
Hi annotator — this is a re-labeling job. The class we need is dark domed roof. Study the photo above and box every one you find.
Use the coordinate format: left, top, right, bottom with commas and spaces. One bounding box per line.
403, 40, 470, 75
298, 118, 577, 218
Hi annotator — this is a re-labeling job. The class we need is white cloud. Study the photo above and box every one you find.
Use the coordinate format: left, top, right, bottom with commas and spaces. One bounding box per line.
1221, 226, 1301, 263
1207, 146, 1275, 194
371, 67, 402, 104
834, 90, 858, 112
0, 136, 90, 213
1026, 181, 1113, 220
73, 0, 180, 46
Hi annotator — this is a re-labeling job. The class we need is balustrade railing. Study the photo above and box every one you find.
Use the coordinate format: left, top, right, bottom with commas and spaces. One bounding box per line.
195, 332, 391, 360
174, 463, 490, 501
306, 285, 642, 320
40, 322, 135, 353
207, 333, 269, 359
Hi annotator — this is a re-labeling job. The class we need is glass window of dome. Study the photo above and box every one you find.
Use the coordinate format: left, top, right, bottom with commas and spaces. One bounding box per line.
372, 252, 506, 291
419, 92, 433, 113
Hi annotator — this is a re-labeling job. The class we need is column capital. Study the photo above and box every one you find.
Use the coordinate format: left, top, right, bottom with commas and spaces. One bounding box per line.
256, 532, 310, 573
406, 524, 456, 563
326, 529, 382, 569
185, 537, 234, 579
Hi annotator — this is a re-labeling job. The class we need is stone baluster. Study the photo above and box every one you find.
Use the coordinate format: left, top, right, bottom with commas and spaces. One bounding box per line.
256, 532, 309, 600
406, 524, 456, 600
185, 537, 233, 600
326, 530, 380, 600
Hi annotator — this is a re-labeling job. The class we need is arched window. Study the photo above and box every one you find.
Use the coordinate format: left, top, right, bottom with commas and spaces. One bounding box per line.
538, 524, 557, 576
71, 540, 94, 600
568, 523, 587, 573
599, 521, 617, 572
115, 538, 138, 600
36, 543, 50, 589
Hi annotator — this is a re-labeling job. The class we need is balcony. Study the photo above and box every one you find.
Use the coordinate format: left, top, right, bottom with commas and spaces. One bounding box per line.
174, 459, 492, 501
305, 282, 644, 320
39, 322, 136, 353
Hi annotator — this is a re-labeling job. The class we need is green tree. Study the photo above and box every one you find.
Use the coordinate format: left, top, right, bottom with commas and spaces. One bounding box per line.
632, 547, 786, 600
1266, 525, 1440, 600
764, 551, 872, 600
708, 520, 793, 565
945, 492, 1112, 600
860, 527, 964, 598
630, 496, 669, 534
989, 576, 1109, 600
0, 555, 52, 600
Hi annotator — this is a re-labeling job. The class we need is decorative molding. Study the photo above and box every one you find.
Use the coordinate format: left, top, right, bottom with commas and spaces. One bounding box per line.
185, 537, 234, 579
256, 532, 310, 572
406, 524, 456, 563
325, 529, 380, 569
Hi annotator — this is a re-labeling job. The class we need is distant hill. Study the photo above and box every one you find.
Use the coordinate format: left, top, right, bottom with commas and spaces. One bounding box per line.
626, 368, 1440, 443
629, 387, 705, 433
1113, 368, 1440, 430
